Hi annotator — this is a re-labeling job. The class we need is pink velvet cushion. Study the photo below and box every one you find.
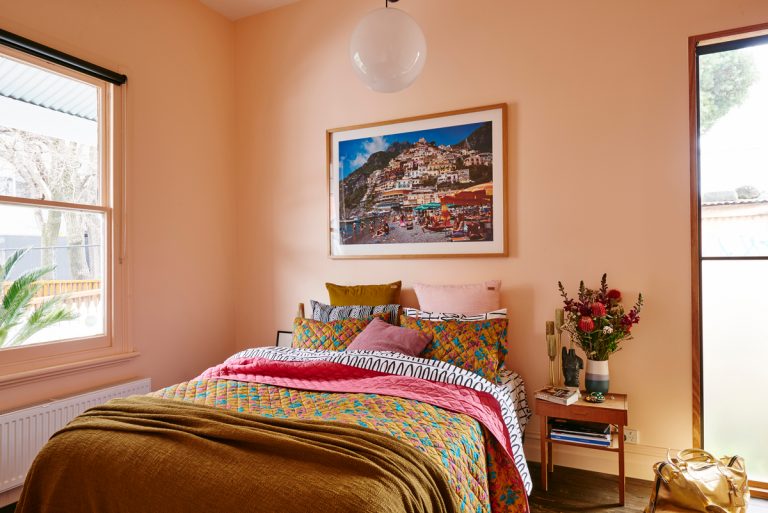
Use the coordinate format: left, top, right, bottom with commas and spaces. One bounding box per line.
414, 280, 501, 315
347, 318, 432, 356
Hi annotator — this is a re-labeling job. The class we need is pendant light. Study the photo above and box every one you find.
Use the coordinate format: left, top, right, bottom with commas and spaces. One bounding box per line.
349, 0, 427, 93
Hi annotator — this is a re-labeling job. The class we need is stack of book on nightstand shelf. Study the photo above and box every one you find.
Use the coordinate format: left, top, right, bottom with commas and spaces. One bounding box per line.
549, 419, 612, 447
534, 386, 579, 405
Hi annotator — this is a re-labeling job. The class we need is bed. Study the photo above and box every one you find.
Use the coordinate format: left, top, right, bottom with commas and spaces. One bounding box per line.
16, 307, 533, 513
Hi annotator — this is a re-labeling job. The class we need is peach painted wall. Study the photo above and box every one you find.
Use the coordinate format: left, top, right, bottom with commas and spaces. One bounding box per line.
0, 0, 236, 411
233, 0, 768, 478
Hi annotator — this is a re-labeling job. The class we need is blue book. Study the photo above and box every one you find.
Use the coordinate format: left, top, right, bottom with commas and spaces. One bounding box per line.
550, 433, 612, 447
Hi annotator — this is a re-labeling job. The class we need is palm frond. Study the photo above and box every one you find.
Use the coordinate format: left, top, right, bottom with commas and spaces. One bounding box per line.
0, 291, 38, 336
4, 297, 77, 348
1, 268, 52, 325
0, 248, 28, 281
0, 325, 12, 346
1, 250, 75, 349
0, 302, 25, 346
2, 266, 54, 307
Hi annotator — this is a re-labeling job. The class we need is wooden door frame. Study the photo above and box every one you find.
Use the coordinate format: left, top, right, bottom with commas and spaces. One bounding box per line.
690, 23, 768, 498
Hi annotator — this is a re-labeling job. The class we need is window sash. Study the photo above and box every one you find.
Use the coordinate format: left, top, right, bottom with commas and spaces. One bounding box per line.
0, 44, 130, 384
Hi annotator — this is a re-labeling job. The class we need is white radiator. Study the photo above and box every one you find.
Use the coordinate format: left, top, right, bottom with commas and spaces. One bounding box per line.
0, 378, 151, 493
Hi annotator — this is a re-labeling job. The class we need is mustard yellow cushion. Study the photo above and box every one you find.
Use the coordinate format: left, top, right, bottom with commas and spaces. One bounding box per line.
291, 314, 389, 351
326, 281, 401, 306
400, 316, 508, 381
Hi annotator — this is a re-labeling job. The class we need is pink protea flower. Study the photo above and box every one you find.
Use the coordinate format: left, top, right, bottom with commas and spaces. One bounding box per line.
578, 316, 595, 332
591, 302, 607, 317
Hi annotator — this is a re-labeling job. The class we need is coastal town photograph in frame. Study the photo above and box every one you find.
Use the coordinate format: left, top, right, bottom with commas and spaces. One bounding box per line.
328, 104, 507, 258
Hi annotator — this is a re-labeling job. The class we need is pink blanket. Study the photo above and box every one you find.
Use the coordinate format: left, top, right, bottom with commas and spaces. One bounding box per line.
199, 357, 513, 457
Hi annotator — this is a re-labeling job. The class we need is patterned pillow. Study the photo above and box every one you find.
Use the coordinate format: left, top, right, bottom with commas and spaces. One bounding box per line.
400, 316, 508, 382
403, 307, 507, 322
311, 300, 400, 326
291, 315, 388, 351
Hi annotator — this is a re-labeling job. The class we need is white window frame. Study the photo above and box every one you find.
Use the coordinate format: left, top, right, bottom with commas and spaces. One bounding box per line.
0, 45, 134, 387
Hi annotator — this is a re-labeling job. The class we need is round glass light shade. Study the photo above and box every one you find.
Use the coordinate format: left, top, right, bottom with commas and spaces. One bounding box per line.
349, 7, 427, 93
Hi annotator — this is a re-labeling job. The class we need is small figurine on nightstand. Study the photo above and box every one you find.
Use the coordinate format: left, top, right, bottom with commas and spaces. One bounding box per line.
562, 347, 583, 389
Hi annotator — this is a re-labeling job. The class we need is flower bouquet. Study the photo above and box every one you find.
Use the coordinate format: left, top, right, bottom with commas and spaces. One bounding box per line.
558, 274, 643, 361
558, 274, 643, 394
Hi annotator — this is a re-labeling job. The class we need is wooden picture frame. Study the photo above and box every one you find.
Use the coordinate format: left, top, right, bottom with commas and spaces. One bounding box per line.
327, 104, 508, 259
275, 330, 292, 348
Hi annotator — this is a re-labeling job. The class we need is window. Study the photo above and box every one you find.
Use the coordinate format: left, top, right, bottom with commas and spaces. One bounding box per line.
691, 24, 768, 498
0, 34, 133, 385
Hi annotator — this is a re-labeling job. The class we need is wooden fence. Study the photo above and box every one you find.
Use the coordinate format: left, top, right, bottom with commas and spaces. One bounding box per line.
1, 280, 102, 309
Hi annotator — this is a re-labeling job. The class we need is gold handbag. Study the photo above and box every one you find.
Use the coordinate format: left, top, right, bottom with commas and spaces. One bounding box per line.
645, 449, 749, 513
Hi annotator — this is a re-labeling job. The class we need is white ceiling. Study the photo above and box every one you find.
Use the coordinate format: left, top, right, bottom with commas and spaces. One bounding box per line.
199, 0, 301, 20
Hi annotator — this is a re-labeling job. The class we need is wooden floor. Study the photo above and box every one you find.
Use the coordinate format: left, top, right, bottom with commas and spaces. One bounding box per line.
0, 466, 764, 513
528, 462, 768, 513
529, 462, 652, 512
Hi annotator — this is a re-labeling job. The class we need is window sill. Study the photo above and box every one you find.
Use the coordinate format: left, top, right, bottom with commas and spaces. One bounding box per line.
0, 351, 140, 389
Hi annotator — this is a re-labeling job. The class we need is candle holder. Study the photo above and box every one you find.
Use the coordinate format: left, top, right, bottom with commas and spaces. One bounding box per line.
546, 321, 556, 386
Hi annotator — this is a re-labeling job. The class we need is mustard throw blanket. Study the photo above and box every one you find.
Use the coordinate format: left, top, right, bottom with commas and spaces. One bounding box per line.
17, 396, 458, 513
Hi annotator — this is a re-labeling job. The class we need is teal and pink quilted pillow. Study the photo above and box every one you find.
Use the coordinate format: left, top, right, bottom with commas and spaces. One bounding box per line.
292, 314, 389, 351
400, 316, 508, 381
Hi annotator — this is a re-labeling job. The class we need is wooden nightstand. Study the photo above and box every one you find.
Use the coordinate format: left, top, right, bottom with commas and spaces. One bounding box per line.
536, 392, 629, 505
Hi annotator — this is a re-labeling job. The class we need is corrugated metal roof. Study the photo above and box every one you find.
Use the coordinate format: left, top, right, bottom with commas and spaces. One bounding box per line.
702, 196, 768, 207
0, 54, 97, 121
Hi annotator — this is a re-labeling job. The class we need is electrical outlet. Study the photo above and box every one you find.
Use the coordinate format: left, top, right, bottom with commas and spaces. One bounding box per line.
624, 428, 639, 444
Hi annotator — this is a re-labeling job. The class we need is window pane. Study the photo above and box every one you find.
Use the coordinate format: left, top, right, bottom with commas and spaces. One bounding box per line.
0, 203, 105, 348
0, 53, 100, 205
699, 43, 768, 257
702, 260, 768, 481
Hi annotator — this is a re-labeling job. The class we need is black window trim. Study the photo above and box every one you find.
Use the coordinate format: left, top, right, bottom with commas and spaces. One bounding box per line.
0, 27, 126, 85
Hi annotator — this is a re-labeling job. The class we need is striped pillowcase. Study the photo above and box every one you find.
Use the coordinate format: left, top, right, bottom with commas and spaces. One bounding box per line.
403, 307, 507, 322
311, 300, 400, 325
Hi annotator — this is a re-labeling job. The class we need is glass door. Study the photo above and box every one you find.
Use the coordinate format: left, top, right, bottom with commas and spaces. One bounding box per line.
696, 31, 768, 492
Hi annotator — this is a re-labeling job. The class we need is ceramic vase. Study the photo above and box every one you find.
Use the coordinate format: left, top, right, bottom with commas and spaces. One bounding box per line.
585, 359, 609, 394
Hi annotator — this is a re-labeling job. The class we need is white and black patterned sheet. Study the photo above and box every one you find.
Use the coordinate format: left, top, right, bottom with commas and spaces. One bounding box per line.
497, 365, 532, 435
229, 346, 533, 494
310, 300, 400, 325
402, 307, 508, 322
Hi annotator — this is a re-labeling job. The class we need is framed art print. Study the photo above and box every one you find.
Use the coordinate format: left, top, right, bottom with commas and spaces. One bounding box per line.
327, 104, 507, 259
275, 330, 292, 348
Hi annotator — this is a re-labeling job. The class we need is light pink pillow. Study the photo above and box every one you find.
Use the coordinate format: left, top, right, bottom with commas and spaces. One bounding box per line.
414, 281, 501, 315
347, 318, 432, 356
